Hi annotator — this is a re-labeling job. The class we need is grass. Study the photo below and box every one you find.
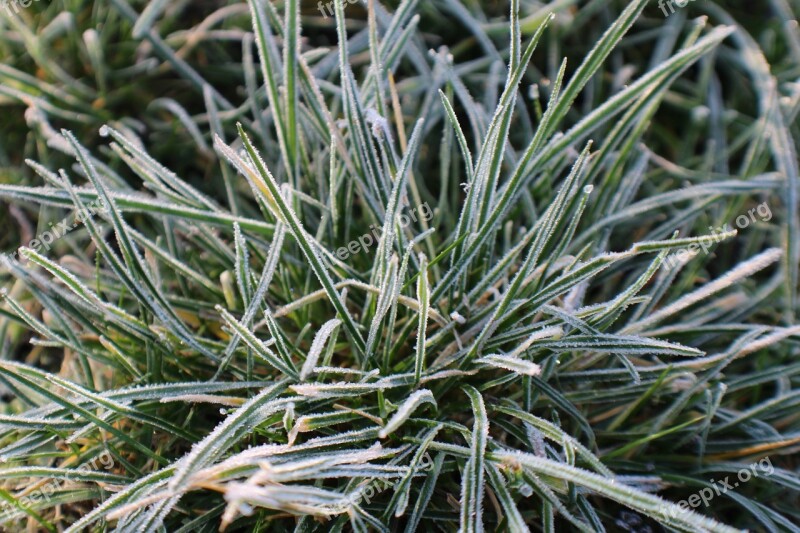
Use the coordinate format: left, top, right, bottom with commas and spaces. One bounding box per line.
0, 0, 799, 531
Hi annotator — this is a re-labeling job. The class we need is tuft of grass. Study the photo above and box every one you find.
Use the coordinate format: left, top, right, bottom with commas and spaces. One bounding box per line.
0, 0, 799, 531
